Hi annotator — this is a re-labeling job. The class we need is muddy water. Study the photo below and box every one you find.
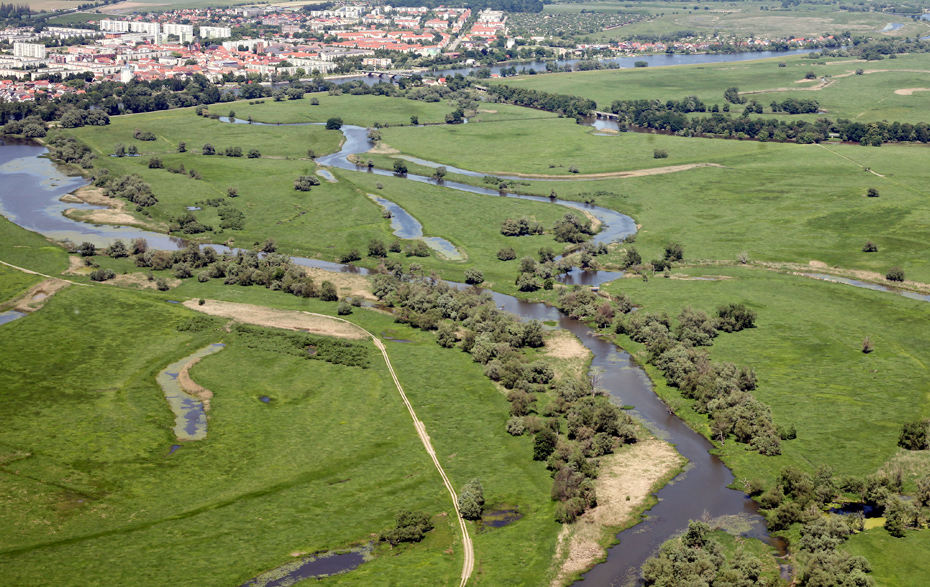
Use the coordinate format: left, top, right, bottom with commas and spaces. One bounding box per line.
365, 193, 464, 260
241, 547, 371, 587
156, 343, 225, 441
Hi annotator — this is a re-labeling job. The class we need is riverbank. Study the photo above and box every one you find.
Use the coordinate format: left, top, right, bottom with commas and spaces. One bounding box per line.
551, 437, 685, 586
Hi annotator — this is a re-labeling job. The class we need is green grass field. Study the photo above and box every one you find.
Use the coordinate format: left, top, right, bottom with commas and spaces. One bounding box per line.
603, 266, 930, 485
379, 119, 930, 285
844, 528, 930, 587
0, 281, 562, 586
224, 93, 557, 127
489, 52, 930, 124
548, 1, 929, 40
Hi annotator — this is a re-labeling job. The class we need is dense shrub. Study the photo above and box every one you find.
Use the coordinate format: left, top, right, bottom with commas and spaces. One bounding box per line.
497, 247, 517, 261
899, 418, 930, 450
89, 268, 115, 281
501, 216, 543, 236
886, 267, 905, 282
380, 510, 433, 545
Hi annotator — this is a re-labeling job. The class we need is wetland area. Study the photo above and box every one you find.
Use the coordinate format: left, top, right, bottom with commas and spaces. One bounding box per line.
2, 32, 930, 587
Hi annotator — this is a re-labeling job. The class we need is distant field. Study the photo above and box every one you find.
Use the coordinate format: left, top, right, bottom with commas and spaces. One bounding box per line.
64, 100, 574, 290
545, 1, 929, 40
489, 52, 930, 123
42, 12, 102, 25
225, 93, 556, 127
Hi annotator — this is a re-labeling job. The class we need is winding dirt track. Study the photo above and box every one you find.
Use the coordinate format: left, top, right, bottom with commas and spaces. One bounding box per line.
299, 312, 475, 587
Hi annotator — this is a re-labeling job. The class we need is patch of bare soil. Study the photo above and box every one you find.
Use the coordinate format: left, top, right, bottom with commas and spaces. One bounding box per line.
1, 278, 70, 313
182, 299, 367, 339
578, 209, 602, 232
498, 163, 724, 180
367, 142, 400, 155
742, 78, 835, 95
543, 330, 591, 361
304, 267, 373, 299
62, 186, 164, 230
894, 88, 930, 96
477, 109, 498, 113
551, 439, 684, 586
108, 273, 180, 290
63, 255, 86, 276
541, 330, 592, 380
179, 357, 214, 410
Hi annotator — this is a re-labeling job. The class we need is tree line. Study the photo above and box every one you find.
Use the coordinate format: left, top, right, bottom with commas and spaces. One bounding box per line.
367, 268, 638, 522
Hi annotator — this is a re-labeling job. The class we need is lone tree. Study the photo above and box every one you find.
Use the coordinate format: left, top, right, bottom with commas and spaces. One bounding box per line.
368, 239, 387, 258
886, 267, 905, 282
457, 478, 485, 520
433, 166, 447, 181
393, 160, 408, 175
866, 187, 880, 197
664, 242, 684, 262
325, 117, 343, 130
862, 241, 878, 253
202, 143, 215, 155
320, 281, 338, 301
464, 267, 484, 285
533, 428, 557, 461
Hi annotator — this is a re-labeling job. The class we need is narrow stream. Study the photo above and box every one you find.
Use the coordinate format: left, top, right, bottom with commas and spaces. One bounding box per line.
4, 119, 901, 584
156, 343, 225, 441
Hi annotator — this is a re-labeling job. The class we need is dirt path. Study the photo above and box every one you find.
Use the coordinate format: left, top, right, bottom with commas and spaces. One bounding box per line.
180, 299, 367, 339
0, 259, 89, 287
303, 311, 475, 587
495, 163, 724, 181
182, 301, 475, 585
551, 438, 683, 586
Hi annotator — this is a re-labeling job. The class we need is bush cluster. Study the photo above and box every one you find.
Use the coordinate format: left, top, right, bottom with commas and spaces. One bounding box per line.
500, 216, 543, 237
2, 116, 49, 137
233, 323, 370, 368
643, 521, 769, 586
47, 135, 95, 168
132, 128, 156, 141
103, 174, 158, 207
379, 510, 433, 545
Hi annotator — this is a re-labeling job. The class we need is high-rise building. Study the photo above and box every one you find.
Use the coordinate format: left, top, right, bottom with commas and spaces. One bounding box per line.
12, 42, 46, 59
199, 26, 232, 39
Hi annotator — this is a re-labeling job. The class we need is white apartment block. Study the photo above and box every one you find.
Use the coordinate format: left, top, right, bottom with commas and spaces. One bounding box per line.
133, 21, 160, 35
162, 23, 194, 42
199, 26, 232, 39
99, 20, 159, 35
13, 42, 46, 59
99, 19, 130, 33
45, 27, 103, 39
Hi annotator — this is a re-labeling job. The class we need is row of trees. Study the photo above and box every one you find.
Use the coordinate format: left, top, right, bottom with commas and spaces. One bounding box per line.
486, 85, 596, 118
367, 269, 638, 522
605, 96, 930, 145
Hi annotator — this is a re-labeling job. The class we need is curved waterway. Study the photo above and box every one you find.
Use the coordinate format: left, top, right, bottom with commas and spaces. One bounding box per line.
1, 126, 785, 585
157, 343, 225, 441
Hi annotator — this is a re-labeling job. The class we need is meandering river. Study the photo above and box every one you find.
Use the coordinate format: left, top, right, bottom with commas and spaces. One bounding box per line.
0, 119, 783, 585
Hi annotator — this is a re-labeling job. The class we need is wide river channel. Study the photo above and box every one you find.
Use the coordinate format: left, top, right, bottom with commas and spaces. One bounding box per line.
0, 51, 821, 582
